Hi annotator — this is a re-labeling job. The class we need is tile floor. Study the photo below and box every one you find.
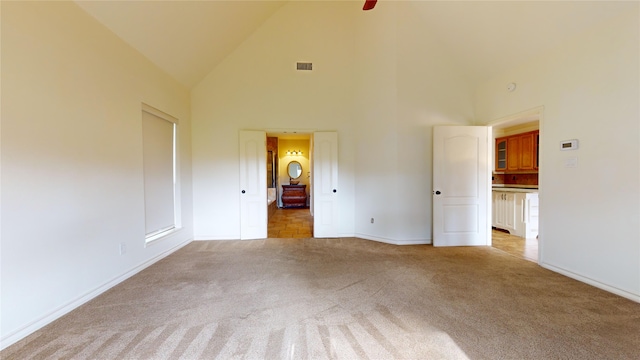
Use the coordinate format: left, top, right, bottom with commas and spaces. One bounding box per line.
267, 207, 313, 238
491, 228, 538, 262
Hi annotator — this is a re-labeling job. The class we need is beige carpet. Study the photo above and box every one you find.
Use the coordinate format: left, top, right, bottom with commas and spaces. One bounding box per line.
3, 238, 639, 359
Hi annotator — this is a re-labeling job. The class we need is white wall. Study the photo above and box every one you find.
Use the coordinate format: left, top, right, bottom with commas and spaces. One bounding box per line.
191, 1, 357, 239
352, 2, 475, 244
1, 2, 193, 347
192, 1, 476, 244
475, 10, 640, 300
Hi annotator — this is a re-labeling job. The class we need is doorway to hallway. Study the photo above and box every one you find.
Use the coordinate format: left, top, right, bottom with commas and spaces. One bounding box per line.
268, 208, 313, 238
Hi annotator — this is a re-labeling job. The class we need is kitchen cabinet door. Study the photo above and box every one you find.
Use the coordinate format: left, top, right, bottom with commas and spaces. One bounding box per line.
520, 193, 539, 239
534, 132, 539, 170
504, 192, 518, 233
495, 138, 507, 171
507, 136, 520, 171
494, 130, 539, 172
492, 191, 518, 235
519, 132, 536, 170
492, 191, 503, 227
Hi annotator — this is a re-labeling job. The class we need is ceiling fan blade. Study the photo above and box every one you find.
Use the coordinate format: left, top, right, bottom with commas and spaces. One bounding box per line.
363, 0, 377, 11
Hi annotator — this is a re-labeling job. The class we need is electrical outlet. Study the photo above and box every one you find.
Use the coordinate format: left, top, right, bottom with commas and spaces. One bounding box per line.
371, 218, 374, 224
119, 243, 126, 255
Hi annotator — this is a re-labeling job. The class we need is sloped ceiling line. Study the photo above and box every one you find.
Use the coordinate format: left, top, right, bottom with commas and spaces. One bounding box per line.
75, 0, 635, 89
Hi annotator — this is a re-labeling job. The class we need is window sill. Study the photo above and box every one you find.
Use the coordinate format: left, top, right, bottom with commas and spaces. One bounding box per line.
145, 227, 181, 244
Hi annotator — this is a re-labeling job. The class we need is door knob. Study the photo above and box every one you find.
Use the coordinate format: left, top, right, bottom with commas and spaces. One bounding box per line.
434, 190, 441, 195
241, 190, 246, 194
333, 189, 337, 193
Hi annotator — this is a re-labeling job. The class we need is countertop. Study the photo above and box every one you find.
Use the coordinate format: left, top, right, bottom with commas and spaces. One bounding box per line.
492, 185, 538, 193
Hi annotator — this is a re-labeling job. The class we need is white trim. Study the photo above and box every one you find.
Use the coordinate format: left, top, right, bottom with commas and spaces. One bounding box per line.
540, 262, 640, 303
141, 107, 180, 243
485, 106, 545, 263
145, 226, 181, 243
485, 105, 544, 127
194, 235, 240, 241
0, 238, 192, 350
141, 103, 179, 124
193, 237, 264, 241
355, 233, 431, 246
193, 234, 431, 246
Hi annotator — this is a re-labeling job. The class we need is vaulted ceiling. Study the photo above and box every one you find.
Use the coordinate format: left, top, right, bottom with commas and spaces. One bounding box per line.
75, 0, 635, 89
75, 0, 287, 88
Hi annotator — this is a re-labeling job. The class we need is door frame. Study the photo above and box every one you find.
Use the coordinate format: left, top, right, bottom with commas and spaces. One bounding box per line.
265, 129, 314, 209
264, 129, 340, 238
486, 106, 544, 262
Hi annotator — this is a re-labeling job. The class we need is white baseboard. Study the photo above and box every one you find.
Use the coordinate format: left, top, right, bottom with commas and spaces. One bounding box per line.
193, 235, 240, 241
354, 233, 431, 246
1, 238, 193, 350
540, 262, 640, 303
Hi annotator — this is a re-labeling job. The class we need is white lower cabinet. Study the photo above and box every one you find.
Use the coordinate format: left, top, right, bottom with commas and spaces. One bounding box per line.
519, 192, 539, 239
492, 190, 539, 239
492, 191, 517, 233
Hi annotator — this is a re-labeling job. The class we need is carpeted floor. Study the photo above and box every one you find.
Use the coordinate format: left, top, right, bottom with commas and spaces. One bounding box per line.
3, 237, 639, 359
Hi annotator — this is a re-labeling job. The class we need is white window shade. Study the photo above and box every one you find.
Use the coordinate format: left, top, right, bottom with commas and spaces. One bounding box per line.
142, 109, 176, 237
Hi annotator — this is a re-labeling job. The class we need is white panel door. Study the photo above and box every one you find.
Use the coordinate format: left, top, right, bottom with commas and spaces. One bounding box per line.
239, 130, 267, 240
433, 126, 490, 246
313, 132, 338, 238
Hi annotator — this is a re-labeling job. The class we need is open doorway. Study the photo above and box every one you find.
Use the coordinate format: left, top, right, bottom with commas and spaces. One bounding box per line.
266, 132, 314, 238
488, 108, 542, 262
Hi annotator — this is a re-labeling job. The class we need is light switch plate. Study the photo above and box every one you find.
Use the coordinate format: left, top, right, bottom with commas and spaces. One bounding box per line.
564, 157, 578, 168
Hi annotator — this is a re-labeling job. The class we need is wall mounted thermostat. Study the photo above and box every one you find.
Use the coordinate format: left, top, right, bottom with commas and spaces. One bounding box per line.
560, 139, 579, 151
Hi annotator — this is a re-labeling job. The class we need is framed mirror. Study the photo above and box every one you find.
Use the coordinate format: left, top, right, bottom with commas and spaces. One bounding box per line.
287, 161, 302, 179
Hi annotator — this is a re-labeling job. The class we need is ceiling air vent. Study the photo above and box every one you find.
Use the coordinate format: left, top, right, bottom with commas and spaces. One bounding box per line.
296, 62, 313, 71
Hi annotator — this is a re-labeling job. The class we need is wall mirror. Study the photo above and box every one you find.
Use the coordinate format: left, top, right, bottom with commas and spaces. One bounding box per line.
287, 161, 302, 179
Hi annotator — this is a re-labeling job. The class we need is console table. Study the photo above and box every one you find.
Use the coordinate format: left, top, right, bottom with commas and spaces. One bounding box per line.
281, 184, 307, 208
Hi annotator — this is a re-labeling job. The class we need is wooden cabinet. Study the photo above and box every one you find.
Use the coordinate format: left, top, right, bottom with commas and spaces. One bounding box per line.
281, 185, 307, 208
534, 132, 539, 170
495, 130, 539, 172
518, 132, 536, 170
507, 136, 520, 170
496, 138, 507, 171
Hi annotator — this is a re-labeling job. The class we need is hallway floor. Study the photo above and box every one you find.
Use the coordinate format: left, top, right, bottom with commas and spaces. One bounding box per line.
269, 210, 539, 263
267, 207, 313, 238
491, 228, 538, 262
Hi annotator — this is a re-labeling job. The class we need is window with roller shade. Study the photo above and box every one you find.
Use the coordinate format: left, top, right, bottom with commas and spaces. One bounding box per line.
141, 104, 178, 240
